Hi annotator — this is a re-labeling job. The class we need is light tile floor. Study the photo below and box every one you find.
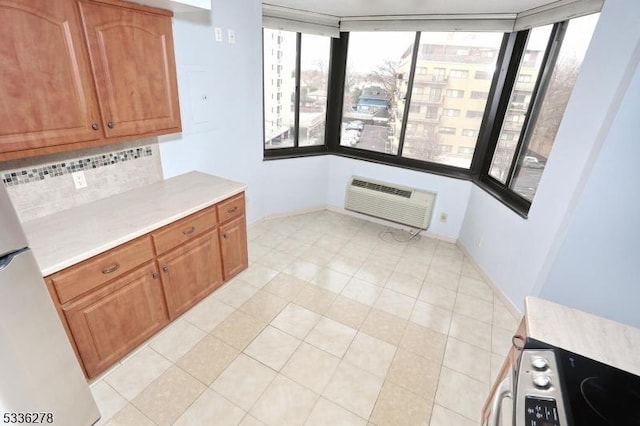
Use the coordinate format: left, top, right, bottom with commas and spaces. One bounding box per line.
91, 210, 520, 426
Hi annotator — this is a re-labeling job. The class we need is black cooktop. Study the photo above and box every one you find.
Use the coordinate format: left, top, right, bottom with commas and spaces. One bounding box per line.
528, 339, 640, 425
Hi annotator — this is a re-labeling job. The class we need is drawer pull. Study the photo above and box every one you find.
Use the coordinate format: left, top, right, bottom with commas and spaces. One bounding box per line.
223, 233, 228, 239
227, 206, 238, 213
162, 266, 169, 273
102, 263, 121, 274
152, 272, 159, 279
182, 226, 195, 235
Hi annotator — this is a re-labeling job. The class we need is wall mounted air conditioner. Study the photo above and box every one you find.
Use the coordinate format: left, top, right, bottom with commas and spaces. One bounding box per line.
344, 176, 437, 230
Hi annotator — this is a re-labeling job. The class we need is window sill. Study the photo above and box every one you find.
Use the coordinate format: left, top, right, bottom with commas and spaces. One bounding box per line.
472, 176, 531, 218
263, 146, 531, 218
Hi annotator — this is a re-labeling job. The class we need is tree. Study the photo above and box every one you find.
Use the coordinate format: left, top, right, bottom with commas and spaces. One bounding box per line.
526, 57, 581, 159
368, 60, 401, 107
403, 124, 442, 162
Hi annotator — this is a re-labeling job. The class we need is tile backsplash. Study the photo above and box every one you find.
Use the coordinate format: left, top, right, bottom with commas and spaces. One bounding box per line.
1, 138, 163, 222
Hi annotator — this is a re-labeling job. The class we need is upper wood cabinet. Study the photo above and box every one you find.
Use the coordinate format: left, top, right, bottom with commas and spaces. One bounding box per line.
0, 0, 103, 153
0, 0, 181, 161
78, 0, 181, 138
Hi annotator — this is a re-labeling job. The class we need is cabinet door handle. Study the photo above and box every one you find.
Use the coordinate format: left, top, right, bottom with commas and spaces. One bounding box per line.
162, 266, 169, 273
152, 272, 159, 279
227, 206, 238, 213
223, 233, 228, 239
107, 121, 114, 129
182, 226, 195, 235
91, 123, 99, 130
102, 263, 120, 274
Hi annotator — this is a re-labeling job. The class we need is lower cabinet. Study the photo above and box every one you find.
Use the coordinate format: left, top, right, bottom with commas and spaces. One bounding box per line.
46, 192, 248, 379
62, 263, 168, 378
220, 215, 248, 280
158, 229, 223, 319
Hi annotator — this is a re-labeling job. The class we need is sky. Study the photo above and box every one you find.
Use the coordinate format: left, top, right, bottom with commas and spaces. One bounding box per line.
283, 12, 600, 73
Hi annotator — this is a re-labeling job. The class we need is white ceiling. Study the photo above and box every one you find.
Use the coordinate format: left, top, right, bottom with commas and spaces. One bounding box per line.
263, 0, 564, 18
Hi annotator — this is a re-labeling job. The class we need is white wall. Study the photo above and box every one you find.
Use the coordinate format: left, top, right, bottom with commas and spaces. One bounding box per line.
159, 0, 330, 224
327, 157, 473, 241
539, 55, 640, 327
161, 0, 640, 324
459, 0, 640, 312
160, 0, 473, 232
159, 0, 264, 221
260, 156, 330, 218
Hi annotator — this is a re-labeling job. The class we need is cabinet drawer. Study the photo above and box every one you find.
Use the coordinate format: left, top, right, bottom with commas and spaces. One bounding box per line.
152, 207, 217, 255
51, 236, 154, 305
217, 193, 245, 223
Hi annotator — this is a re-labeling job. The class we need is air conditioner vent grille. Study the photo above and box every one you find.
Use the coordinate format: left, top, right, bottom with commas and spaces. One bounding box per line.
351, 179, 412, 198
345, 176, 437, 229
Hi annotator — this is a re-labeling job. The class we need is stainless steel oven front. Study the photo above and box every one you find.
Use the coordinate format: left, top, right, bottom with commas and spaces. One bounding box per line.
485, 342, 640, 425
485, 349, 569, 426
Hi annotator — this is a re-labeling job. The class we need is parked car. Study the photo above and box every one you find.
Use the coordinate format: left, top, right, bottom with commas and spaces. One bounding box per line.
346, 120, 364, 131
523, 156, 544, 169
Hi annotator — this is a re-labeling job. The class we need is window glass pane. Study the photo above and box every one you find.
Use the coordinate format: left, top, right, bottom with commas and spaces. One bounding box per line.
511, 14, 599, 200
402, 32, 503, 167
263, 29, 296, 149
299, 34, 330, 147
341, 32, 415, 154
488, 25, 552, 182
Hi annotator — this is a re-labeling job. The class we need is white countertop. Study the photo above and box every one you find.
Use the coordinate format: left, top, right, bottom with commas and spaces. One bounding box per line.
23, 171, 246, 276
525, 297, 640, 376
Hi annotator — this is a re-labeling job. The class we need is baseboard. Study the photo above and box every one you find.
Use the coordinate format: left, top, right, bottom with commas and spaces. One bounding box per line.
247, 205, 327, 229
326, 205, 457, 244
248, 205, 456, 244
457, 241, 523, 319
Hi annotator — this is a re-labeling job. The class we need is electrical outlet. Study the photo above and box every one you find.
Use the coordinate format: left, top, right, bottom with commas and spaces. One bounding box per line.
439, 212, 448, 223
228, 29, 236, 44
72, 171, 87, 189
214, 27, 222, 42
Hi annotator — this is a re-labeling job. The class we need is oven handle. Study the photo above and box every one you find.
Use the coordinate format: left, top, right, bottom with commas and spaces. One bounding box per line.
487, 374, 512, 426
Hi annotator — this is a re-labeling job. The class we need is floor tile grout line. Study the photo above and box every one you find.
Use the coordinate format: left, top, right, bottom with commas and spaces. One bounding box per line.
100, 211, 501, 426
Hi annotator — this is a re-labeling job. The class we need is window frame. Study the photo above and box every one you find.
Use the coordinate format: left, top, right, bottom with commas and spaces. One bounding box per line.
472, 23, 568, 217
262, 18, 593, 217
262, 30, 330, 159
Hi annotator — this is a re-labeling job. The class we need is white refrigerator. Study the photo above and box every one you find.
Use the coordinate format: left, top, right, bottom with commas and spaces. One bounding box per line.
0, 185, 100, 425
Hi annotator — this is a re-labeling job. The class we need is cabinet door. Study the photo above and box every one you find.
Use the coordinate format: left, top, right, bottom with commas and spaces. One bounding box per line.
63, 263, 169, 378
78, 1, 181, 138
0, 0, 102, 155
158, 229, 223, 319
219, 215, 248, 280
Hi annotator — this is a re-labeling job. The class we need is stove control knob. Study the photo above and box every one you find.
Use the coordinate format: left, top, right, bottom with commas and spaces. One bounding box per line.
531, 356, 549, 370
532, 374, 551, 389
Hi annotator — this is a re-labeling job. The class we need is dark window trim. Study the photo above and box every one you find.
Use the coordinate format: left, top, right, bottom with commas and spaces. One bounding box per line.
330, 150, 473, 181
292, 32, 301, 148
325, 33, 348, 152
262, 20, 587, 219
262, 29, 332, 158
474, 21, 569, 218
396, 32, 421, 159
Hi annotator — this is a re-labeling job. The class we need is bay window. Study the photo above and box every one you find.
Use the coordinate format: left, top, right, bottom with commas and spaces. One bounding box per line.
262, 10, 600, 216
